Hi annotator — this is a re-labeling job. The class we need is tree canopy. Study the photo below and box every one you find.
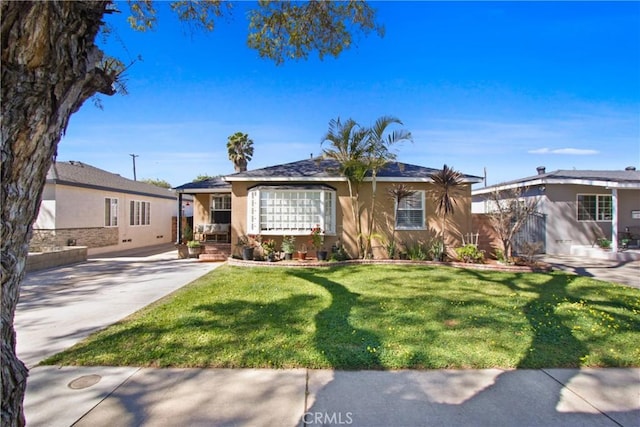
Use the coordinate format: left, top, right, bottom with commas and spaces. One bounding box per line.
141, 178, 172, 188
226, 132, 254, 173
321, 116, 411, 258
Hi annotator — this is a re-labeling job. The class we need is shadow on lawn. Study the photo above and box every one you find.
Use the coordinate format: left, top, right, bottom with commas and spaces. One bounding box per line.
464, 268, 639, 368
511, 273, 589, 368
291, 270, 383, 369
461, 269, 588, 368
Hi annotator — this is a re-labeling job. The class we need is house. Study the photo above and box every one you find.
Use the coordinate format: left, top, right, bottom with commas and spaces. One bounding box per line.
472, 166, 640, 258
32, 161, 178, 255
174, 158, 483, 259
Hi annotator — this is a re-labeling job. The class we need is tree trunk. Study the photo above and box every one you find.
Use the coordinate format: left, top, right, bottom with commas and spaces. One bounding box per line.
1, 2, 115, 425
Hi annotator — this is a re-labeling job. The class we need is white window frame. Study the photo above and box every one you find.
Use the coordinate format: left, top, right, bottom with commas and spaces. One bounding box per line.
247, 187, 336, 235
130, 200, 151, 226
210, 194, 231, 222
105, 197, 118, 227
395, 191, 425, 230
577, 194, 612, 222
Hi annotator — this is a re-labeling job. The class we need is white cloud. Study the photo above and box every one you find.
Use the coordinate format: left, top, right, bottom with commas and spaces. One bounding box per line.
528, 147, 599, 155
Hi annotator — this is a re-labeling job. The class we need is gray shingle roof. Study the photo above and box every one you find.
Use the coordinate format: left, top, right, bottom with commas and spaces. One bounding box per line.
174, 177, 231, 192
495, 169, 640, 187
473, 168, 640, 194
224, 158, 483, 182
48, 161, 177, 200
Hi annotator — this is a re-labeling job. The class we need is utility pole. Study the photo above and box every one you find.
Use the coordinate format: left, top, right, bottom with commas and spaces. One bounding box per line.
130, 154, 139, 181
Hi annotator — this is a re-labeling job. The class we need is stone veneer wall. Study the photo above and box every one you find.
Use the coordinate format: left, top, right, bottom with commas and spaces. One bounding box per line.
30, 227, 118, 251
26, 246, 88, 272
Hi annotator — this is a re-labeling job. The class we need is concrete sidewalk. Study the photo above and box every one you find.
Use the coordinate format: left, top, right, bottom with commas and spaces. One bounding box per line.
24, 366, 640, 426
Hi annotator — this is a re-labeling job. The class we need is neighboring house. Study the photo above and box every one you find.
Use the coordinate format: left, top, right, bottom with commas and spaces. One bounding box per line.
174, 158, 482, 258
33, 161, 178, 255
472, 166, 640, 256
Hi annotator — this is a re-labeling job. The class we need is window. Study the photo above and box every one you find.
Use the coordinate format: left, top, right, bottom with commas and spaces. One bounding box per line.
105, 198, 118, 227
130, 200, 151, 226
396, 191, 425, 229
577, 194, 612, 221
247, 187, 336, 234
210, 194, 231, 224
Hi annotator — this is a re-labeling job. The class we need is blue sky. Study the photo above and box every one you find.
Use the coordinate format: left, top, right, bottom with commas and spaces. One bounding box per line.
59, 1, 640, 187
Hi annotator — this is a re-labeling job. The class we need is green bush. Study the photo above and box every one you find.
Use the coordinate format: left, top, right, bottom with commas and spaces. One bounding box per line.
597, 238, 612, 249
329, 245, 350, 262
455, 244, 485, 263
187, 240, 201, 248
405, 241, 428, 261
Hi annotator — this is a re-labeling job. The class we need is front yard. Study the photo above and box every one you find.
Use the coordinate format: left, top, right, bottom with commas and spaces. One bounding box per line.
43, 264, 640, 369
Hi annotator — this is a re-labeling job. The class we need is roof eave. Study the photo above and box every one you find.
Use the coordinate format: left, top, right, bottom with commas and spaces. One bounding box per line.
473, 177, 640, 195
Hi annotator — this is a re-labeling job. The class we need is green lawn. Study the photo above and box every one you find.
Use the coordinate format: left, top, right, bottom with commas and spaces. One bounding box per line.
43, 264, 640, 369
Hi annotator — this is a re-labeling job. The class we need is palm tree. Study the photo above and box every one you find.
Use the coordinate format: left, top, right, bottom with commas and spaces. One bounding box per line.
429, 164, 464, 260
227, 132, 254, 172
321, 117, 369, 258
363, 116, 412, 257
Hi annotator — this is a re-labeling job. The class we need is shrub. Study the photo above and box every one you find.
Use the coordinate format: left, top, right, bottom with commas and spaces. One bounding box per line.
597, 238, 612, 249
429, 239, 444, 261
281, 235, 296, 253
493, 248, 506, 262
386, 240, 398, 259
405, 241, 428, 261
329, 243, 350, 261
455, 244, 485, 263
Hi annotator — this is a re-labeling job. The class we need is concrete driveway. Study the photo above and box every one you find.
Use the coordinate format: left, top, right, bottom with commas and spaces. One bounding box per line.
16, 244, 221, 368
539, 255, 640, 289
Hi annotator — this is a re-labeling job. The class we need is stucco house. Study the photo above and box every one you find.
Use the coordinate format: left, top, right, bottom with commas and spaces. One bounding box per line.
472, 166, 640, 258
32, 161, 178, 255
174, 157, 483, 259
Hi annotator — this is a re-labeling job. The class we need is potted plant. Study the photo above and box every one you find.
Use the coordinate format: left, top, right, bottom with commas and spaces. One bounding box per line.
310, 225, 327, 260
236, 235, 258, 260
281, 235, 296, 260
182, 223, 193, 244
262, 238, 277, 262
187, 240, 201, 257
298, 243, 308, 260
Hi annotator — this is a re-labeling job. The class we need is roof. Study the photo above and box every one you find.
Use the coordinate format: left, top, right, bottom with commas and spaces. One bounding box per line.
47, 161, 177, 200
223, 158, 483, 183
473, 168, 640, 195
173, 177, 231, 193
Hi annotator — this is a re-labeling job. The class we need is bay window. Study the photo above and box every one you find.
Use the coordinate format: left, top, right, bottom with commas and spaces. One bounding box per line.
247, 186, 336, 234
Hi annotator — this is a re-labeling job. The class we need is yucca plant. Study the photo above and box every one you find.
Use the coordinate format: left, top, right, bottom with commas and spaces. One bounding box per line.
429, 164, 464, 260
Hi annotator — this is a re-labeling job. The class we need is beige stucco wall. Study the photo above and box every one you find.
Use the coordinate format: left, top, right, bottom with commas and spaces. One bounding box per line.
193, 194, 212, 225
223, 180, 474, 259
33, 183, 175, 254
